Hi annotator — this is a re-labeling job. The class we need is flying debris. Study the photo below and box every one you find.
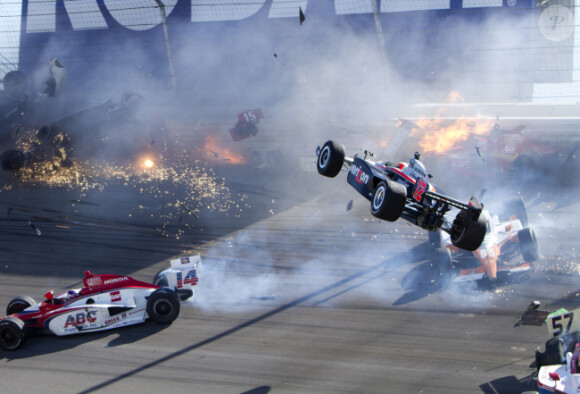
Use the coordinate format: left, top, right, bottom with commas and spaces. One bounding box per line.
28, 220, 41, 236
346, 200, 353, 211
229, 109, 264, 142
299, 7, 305, 25
475, 146, 484, 161
515, 300, 549, 327
40, 58, 66, 99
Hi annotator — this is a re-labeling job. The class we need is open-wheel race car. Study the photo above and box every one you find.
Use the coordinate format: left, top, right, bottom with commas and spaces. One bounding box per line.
430, 197, 539, 284
517, 302, 580, 393
316, 140, 487, 252
0, 255, 200, 350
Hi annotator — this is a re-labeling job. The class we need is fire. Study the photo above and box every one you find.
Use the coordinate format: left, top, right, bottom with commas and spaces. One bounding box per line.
143, 158, 155, 169
202, 134, 246, 165
415, 117, 493, 155
447, 91, 464, 103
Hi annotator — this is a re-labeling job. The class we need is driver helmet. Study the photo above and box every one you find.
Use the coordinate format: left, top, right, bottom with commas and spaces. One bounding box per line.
65, 290, 76, 300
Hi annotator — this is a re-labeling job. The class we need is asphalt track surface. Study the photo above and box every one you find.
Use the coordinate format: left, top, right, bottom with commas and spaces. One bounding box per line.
0, 146, 578, 393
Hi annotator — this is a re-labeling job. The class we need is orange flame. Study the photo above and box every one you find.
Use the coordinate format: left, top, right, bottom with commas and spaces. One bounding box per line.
202, 134, 246, 165
415, 117, 493, 155
447, 91, 464, 103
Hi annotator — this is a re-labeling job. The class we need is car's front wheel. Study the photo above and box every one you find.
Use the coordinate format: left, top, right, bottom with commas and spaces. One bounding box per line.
316, 140, 345, 178
370, 180, 406, 222
0, 317, 25, 350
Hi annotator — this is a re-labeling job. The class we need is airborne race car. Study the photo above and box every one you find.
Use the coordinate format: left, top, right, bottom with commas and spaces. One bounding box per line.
316, 140, 487, 252
430, 197, 539, 283
0, 255, 200, 350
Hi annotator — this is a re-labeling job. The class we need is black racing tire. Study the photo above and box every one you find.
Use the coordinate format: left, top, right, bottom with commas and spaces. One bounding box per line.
450, 211, 487, 252
147, 288, 180, 324
0, 316, 25, 350
370, 180, 407, 222
316, 140, 345, 178
6, 296, 36, 315
518, 228, 539, 262
0, 150, 26, 172
502, 197, 528, 227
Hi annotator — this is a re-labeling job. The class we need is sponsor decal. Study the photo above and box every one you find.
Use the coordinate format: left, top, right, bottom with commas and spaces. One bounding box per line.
176, 269, 198, 288
104, 277, 128, 285
349, 165, 370, 185
180, 257, 190, 265
104, 316, 120, 325
86, 276, 102, 287
64, 311, 97, 328
110, 291, 121, 302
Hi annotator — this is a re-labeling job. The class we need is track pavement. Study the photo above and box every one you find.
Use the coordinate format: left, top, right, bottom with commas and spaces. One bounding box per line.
0, 158, 577, 393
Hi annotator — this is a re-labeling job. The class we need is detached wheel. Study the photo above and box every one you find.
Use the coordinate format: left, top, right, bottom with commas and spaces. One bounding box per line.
518, 228, 539, 262
450, 211, 487, 252
502, 197, 528, 227
6, 296, 36, 315
147, 288, 180, 324
370, 180, 406, 222
317, 140, 345, 177
0, 316, 25, 350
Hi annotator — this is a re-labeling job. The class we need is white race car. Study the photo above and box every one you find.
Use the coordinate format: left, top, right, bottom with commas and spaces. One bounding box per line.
0, 255, 200, 350
430, 197, 538, 283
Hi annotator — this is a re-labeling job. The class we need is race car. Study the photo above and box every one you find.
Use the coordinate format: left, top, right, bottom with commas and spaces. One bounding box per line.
529, 305, 580, 394
430, 197, 539, 283
537, 343, 580, 394
316, 140, 487, 252
516, 302, 580, 393
0, 255, 200, 350
229, 108, 264, 142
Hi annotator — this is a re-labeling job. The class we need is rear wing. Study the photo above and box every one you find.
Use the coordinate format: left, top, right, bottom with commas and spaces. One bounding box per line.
155, 255, 200, 300
170, 255, 200, 270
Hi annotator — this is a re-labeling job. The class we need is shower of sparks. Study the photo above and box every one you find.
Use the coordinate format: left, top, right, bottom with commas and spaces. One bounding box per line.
1, 152, 249, 239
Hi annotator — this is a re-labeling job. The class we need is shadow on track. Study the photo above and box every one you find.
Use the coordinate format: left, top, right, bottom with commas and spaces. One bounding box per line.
479, 373, 537, 394
78, 243, 432, 393
0, 322, 168, 361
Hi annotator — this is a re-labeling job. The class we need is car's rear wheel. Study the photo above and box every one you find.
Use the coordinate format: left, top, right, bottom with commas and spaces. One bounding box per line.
6, 296, 36, 315
450, 211, 487, 252
317, 140, 345, 178
147, 289, 180, 324
0, 317, 25, 350
518, 228, 539, 262
370, 180, 406, 222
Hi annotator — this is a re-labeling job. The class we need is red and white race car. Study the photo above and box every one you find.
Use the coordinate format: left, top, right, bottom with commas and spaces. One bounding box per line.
0, 255, 200, 350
